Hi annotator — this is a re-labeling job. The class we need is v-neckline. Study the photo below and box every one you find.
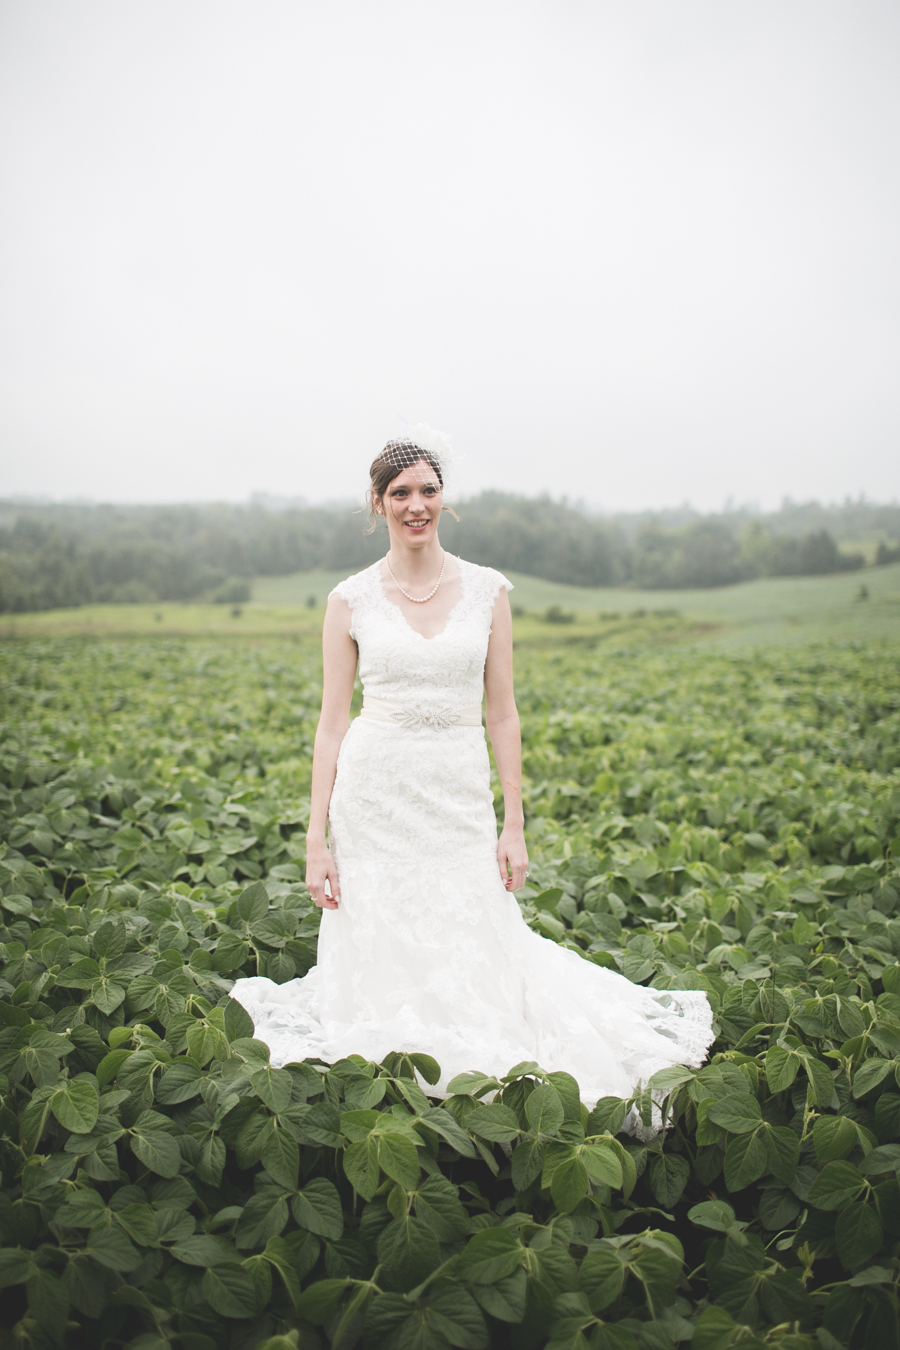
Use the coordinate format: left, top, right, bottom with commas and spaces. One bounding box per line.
376, 555, 468, 642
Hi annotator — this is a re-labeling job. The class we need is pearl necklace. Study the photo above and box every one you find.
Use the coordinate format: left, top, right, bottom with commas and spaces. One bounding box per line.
386, 550, 446, 603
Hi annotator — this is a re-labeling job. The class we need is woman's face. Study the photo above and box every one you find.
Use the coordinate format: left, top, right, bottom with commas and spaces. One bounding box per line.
377, 460, 443, 548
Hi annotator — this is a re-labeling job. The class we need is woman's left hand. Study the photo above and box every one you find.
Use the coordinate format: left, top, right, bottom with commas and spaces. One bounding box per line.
498, 825, 529, 892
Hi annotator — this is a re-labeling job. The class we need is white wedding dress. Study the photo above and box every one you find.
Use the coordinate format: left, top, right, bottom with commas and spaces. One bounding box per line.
233, 557, 714, 1111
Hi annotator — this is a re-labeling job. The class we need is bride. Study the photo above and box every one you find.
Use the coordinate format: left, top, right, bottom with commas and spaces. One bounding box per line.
233, 427, 714, 1113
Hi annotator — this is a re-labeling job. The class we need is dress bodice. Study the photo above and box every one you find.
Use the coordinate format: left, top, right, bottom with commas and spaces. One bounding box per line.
332, 556, 512, 706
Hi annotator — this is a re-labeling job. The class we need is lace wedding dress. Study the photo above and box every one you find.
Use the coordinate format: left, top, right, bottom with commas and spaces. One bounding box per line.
233, 557, 714, 1112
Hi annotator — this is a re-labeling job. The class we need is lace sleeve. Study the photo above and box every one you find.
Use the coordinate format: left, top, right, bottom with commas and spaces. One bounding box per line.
480, 566, 514, 602
330, 569, 372, 641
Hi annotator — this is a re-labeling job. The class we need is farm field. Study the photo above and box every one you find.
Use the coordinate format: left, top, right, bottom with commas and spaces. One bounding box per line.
3, 561, 900, 649
1, 621, 900, 1348
254, 561, 900, 648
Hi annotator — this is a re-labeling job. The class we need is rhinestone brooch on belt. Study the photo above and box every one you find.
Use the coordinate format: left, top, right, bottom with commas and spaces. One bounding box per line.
389, 707, 461, 730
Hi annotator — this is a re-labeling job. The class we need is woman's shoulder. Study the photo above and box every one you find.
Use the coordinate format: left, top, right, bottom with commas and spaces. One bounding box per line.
457, 556, 514, 601
329, 561, 382, 608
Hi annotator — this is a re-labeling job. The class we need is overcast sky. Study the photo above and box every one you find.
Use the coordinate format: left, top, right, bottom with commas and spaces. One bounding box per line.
1, 2, 897, 512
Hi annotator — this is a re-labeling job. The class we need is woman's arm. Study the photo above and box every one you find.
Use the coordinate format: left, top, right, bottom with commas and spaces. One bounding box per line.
306, 593, 358, 909
484, 587, 529, 891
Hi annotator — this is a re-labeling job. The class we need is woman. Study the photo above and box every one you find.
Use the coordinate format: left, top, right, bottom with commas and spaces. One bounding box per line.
233, 428, 714, 1110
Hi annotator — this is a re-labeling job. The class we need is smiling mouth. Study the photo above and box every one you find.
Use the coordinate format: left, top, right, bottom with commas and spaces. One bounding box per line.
404, 519, 430, 530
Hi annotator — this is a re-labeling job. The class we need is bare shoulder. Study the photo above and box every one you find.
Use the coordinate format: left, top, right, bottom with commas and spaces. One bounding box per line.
324, 590, 353, 636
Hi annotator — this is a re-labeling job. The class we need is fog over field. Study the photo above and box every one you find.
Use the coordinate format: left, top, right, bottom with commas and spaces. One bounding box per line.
1, 2, 898, 510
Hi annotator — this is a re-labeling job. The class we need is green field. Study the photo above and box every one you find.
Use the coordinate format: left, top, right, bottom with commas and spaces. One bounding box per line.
2, 583, 900, 1346
3, 560, 900, 648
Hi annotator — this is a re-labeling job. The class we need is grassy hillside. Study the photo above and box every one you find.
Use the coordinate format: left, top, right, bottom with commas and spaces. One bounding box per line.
2, 561, 899, 647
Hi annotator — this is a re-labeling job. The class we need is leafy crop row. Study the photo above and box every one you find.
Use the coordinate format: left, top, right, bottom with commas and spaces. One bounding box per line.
1, 637, 899, 1350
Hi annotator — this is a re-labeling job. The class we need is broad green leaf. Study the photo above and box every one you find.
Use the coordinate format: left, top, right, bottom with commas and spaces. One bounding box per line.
50, 1078, 99, 1134
169, 1234, 236, 1266
579, 1247, 626, 1313
0, 1249, 33, 1288
130, 1127, 181, 1178
415, 1106, 477, 1157
291, 1178, 343, 1239
648, 1152, 690, 1207
467, 1103, 521, 1144
859, 1144, 900, 1175
92, 921, 127, 960
759, 1187, 801, 1232
85, 1228, 143, 1272
524, 1083, 565, 1135
376, 1216, 441, 1291
853, 1058, 895, 1098
250, 1065, 292, 1114
511, 1136, 545, 1191
27, 1268, 69, 1344
186, 1021, 228, 1065
23, 1047, 63, 1089
723, 1131, 767, 1191
55, 957, 101, 990
550, 1155, 590, 1212
262, 1126, 299, 1189
808, 1161, 868, 1211
420, 1286, 489, 1350
586, 1097, 629, 1137
223, 996, 255, 1042
835, 1203, 884, 1271
764, 1125, 800, 1183
114, 1202, 158, 1246
237, 881, 269, 925
445, 1071, 502, 1097
96, 1047, 133, 1086
377, 1132, 420, 1189
410, 1053, 441, 1085
201, 1262, 260, 1319
155, 1060, 204, 1104
414, 1174, 469, 1241
707, 1094, 763, 1135
646, 1065, 695, 1093
235, 1192, 289, 1249
294, 1278, 353, 1324
813, 1114, 858, 1163
266, 951, 296, 984
802, 1054, 836, 1109
470, 1268, 528, 1323
631, 1237, 684, 1317
230, 1037, 271, 1064
765, 1045, 800, 1092
580, 1143, 623, 1189
284, 1101, 342, 1148
197, 1134, 226, 1187
343, 1138, 381, 1200
456, 1226, 522, 1284
343, 1076, 387, 1110
91, 977, 127, 1015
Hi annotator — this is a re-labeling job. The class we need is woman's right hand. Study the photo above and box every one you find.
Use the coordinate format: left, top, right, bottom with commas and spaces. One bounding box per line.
306, 840, 341, 910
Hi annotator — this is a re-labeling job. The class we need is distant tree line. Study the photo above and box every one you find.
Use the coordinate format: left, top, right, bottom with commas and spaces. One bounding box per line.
0, 494, 897, 613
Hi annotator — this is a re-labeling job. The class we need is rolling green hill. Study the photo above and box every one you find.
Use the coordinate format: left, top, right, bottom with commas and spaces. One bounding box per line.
2, 561, 898, 647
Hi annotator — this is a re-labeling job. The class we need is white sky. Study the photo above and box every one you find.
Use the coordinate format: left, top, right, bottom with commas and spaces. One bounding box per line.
1, 1, 898, 511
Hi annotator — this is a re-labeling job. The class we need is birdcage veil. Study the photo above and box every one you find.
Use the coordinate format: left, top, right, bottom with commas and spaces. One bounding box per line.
378, 420, 456, 486
364, 421, 460, 533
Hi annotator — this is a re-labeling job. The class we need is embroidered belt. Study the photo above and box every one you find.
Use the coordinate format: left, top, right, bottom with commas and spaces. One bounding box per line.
359, 695, 482, 730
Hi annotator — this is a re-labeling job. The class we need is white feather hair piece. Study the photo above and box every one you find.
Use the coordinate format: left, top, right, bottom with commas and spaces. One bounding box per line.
380, 419, 457, 488
396, 419, 454, 464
